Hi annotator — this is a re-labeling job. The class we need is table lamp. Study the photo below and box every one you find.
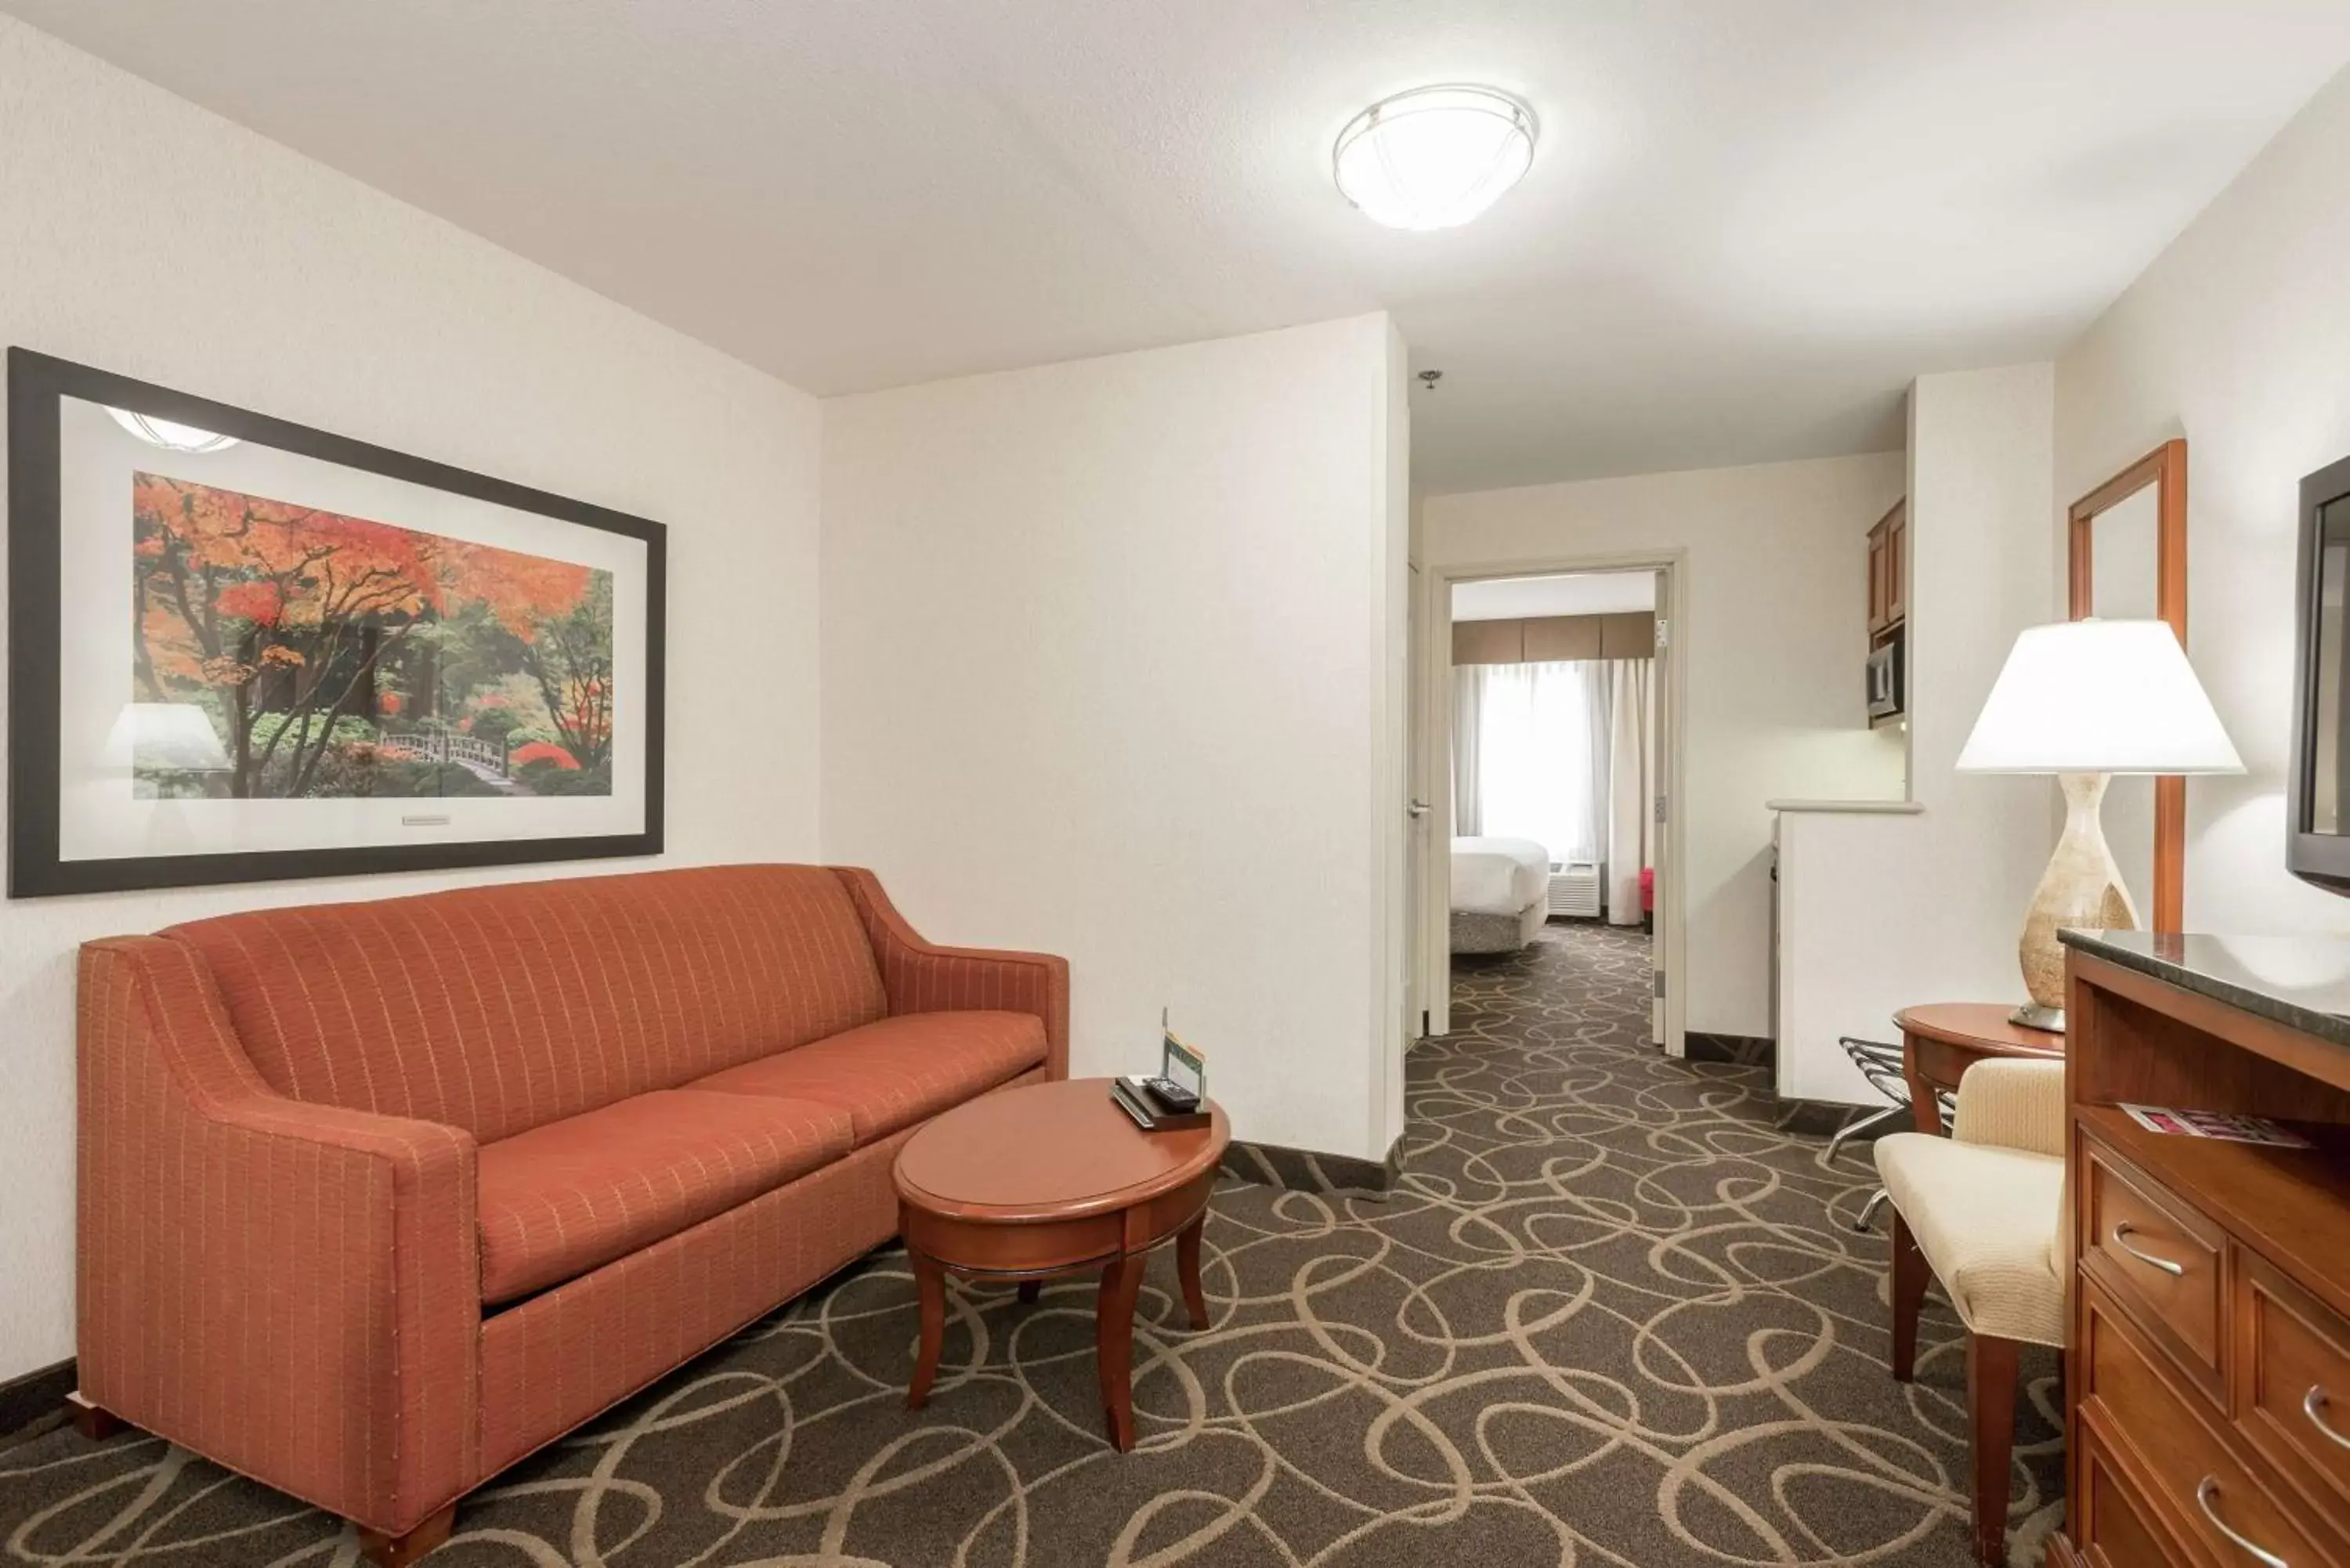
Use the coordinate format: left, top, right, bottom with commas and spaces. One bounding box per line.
1957, 619, 2243, 1031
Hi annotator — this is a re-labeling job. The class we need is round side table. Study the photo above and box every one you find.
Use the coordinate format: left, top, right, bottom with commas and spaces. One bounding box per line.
891, 1076, 1230, 1451
1893, 1003, 2064, 1135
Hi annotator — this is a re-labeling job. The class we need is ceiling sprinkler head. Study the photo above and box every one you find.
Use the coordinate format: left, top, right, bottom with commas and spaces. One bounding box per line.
1417, 370, 1444, 389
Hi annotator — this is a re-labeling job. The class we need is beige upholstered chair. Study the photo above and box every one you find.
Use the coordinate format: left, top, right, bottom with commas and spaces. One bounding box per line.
1873, 1058, 2066, 1567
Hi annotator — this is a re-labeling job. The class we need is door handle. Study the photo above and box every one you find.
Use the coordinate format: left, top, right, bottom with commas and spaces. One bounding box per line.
1408, 799, 1432, 818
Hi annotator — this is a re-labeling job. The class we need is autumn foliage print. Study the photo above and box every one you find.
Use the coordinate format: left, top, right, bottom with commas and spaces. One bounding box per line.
132, 473, 615, 799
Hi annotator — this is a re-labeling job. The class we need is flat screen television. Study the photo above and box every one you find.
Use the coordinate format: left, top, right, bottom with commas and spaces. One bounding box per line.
2289, 451, 2350, 891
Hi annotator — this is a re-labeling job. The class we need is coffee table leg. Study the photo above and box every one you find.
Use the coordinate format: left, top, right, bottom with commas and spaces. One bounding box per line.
908, 1249, 946, 1410
1177, 1213, 1209, 1331
1018, 1279, 1041, 1304
1097, 1251, 1145, 1451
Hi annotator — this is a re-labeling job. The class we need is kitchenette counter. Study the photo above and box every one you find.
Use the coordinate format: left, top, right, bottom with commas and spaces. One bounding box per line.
1767, 799, 1924, 814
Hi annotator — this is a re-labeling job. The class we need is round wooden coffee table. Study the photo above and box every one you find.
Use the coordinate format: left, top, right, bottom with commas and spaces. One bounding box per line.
892, 1076, 1229, 1451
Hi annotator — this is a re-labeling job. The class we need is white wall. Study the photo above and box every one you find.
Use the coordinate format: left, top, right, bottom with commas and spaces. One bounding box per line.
1421, 453, 1907, 1038
1776, 365, 2059, 1102
0, 19, 823, 1381
820, 315, 1408, 1164
2057, 63, 2350, 936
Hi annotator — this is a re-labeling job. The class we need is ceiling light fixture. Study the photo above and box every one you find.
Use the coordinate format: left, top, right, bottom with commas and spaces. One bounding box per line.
1332, 85, 1537, 231
105, 406, 239, 453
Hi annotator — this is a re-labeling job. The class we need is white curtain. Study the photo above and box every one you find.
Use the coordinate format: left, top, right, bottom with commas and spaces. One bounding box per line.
1451, 665, 1482, 837
1472, 661, 1609, 865
1605, 659, 1656, 925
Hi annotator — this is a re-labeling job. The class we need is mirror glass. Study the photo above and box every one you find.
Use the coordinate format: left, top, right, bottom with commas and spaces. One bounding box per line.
2091, 484, 2160, 919
2312, 497, 2350, 833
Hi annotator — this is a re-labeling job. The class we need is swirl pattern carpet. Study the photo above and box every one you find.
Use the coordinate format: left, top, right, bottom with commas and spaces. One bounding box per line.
1, 921, 2063, 1566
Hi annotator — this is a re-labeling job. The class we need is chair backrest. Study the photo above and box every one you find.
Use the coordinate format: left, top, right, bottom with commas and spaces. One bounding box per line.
165, 865, 888, 1143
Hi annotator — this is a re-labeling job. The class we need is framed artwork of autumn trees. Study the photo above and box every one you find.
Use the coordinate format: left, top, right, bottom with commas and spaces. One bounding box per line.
7, 349, 666, 895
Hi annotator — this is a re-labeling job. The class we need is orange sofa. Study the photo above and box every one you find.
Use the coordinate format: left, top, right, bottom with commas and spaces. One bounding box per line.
74, 865, 1067, 1563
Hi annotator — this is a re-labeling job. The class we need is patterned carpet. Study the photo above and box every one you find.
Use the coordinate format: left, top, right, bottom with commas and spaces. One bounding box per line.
2, 921, 2062, 1566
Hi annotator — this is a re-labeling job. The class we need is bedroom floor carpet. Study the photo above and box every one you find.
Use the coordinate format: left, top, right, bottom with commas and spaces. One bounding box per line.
1, 920, 2062, 1566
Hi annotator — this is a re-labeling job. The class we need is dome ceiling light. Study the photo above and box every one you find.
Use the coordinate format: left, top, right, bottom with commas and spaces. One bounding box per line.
1332, 85, 1538, 231
105, 406, 239, 453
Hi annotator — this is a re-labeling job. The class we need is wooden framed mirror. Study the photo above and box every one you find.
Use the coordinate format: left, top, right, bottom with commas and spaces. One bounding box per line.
2067, 439, 2187, 931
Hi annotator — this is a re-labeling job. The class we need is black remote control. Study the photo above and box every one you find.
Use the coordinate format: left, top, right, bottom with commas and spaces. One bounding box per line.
1143, 1075, 1199, 1113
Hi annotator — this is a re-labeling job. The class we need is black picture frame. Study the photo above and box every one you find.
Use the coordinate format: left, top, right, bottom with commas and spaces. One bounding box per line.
7, 348, 666, 898
2288, 449, 2350, 895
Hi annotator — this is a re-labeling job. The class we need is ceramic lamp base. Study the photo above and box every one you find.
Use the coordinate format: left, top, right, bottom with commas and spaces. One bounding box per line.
2016, 771, 2140, 1033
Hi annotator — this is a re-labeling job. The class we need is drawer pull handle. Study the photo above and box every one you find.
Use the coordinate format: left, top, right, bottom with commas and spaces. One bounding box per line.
2305, 1387, 2350, 1451
2196, 1477, 2288, 1568
2111, 1222, 2186, 1277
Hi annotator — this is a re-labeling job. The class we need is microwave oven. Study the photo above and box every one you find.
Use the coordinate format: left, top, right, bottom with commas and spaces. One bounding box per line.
1866, 634, 1904, 721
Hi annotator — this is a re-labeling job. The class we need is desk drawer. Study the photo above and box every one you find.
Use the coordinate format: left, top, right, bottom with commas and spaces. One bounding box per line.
2239, 1248, 2350, 1532
2083, 1136, 2225, 1399
2084, 1281, 2324, 1568
2076, 1404, 2192, 1568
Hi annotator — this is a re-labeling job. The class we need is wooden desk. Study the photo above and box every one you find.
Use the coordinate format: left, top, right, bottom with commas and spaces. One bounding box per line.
1893, 1003, 2064, 1134
2049, 939, 2350, 1568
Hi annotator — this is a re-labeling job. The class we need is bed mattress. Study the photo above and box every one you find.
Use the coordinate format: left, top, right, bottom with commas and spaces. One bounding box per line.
1450, 836, 1550, 916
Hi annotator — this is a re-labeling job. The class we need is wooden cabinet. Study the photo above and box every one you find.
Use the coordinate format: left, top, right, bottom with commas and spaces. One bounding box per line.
1866, 500, 1907, 635
2055, 942, 2350, 1568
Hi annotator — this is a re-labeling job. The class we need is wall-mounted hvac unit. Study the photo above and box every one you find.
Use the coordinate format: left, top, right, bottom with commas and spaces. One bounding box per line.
1548, 862, 1602, 919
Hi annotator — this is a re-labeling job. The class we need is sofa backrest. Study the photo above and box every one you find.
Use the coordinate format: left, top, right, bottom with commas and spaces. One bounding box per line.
164, 865, 888, 1143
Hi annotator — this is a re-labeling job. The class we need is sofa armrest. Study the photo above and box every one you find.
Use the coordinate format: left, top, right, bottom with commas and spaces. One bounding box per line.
78, 936, 481, 1536
1950, 1058, 2066, 1158
832, 867, 1071, 1079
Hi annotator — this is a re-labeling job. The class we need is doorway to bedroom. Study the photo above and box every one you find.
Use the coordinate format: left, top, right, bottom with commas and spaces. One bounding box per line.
1423, 565, 1678, 1054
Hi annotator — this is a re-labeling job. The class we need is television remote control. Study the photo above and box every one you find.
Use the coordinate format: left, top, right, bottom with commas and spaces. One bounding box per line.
1143, 1075, 1200, 1112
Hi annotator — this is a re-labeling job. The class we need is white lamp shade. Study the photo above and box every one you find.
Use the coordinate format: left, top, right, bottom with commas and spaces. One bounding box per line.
1332, 85, 1537, 231
1957, 619, 2243, 775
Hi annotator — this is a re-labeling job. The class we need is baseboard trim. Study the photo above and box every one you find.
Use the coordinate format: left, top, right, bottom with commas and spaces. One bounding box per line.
1222, 1134, 1402, 1195
1678, 1035, 1865, 1138
1684, 1031, 1773, 1068
0, 1357, 74, 1447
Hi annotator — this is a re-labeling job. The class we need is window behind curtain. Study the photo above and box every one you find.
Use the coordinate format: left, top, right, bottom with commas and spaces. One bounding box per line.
1474, 660, 1608, 864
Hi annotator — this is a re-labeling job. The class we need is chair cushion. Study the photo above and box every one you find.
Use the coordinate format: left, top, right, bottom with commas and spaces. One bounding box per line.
1875, 1130, 2067, 1346
477, 1089, 852, 1305
691, 1011, 1047, 1146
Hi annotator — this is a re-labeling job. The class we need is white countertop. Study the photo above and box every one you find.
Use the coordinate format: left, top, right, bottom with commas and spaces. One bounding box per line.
1766, 798, 1925, 814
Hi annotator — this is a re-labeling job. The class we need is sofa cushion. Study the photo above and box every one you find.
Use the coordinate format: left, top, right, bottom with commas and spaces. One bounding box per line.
692, 1011, 1046, 1146
165, 865, 888, 1143
476, 1089, 852, 1305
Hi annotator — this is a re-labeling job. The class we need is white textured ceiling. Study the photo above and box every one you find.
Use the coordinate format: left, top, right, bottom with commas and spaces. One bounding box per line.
8, 1, 2348, 493
1454, 572, 1656, 621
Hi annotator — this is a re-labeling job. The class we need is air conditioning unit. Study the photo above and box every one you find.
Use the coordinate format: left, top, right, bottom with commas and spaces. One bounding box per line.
1548, 862, 1601, 919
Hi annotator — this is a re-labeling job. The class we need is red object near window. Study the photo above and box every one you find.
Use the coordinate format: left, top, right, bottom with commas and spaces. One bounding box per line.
1640, 867, 1654, 912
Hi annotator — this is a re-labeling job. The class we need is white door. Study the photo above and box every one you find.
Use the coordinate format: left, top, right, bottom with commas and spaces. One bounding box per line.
1405, 562, 1423, 1042
1405, 560, 1434, 1042
1651, 600, 1667, 1046
1653, 577, 1683, 1057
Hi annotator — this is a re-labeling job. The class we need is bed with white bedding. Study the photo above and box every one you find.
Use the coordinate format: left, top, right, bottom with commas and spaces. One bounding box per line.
1449, 836, 1551, 953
